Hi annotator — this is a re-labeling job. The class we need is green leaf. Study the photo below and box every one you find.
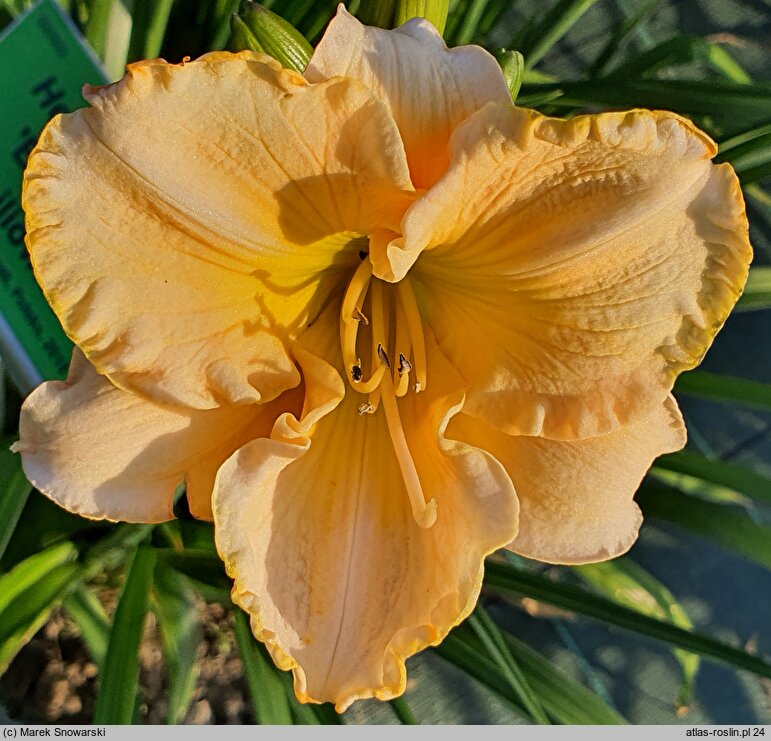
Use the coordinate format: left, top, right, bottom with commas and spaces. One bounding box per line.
468, 606, 550, 723
735, 267, 771, 311
154, 548, 230, 594
653, 450, 771, 506
0, 439, 32, 562
0, 541, 77, 615
93, 546, 157, 725
63, 586, 110, 672
605, 35, 707, 79
484, 560, 771, 679
436, 627, 626, 724
706, 43, 751, 84
717, 125, 771, 185
589, 0, 664, 77
517, 0, 599, 69
604, 35, 751, 84
0, 554, 83, 674
234, 609, 295, 724
517, 79, 771, 118
84, 0, 114, 58
674, 371, 771, 413
389, 697, 417, 724
638, 484, 771, 570
152, 559, 202, 724
127, 0, 174, 60
451, 0, 488, 45
574, 559, 699, 707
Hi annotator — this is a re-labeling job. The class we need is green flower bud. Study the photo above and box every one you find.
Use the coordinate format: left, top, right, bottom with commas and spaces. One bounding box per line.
356, 0, 396, 29
394, 0, 448, 34
495, 49, 525, 100
228, 14, 265, 54
231, 1, 312, 74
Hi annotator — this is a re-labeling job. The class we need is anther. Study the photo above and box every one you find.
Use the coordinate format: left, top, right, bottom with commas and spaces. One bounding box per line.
352, 307, 369, 325
357, 402, 375, 415
377, 344, 390, 369
397, 354, 412, 375
358, 250, 368, 260
351, 363, 362, 382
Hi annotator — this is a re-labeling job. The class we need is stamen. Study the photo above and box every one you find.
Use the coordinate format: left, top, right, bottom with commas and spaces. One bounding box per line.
377, 343, 390, 369
395, 353, 411, 397
397, 278, 427, 393
357, 402, 375, 415
340, 260, 373, 381
392, 290, 412, 388
380, 372, 437, 529
341, 260, 373, 326
353, 364, 386, 394
352, 307, 369, 325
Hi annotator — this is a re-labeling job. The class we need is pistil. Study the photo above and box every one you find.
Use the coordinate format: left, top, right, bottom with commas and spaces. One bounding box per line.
379, 363, 437, 529
339, 258, 435, 527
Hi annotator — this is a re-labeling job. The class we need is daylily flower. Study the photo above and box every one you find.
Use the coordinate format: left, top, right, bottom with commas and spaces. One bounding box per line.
14, 7, 751, 711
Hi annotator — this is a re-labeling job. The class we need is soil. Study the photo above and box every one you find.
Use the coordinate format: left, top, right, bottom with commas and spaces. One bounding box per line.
0, 601, 255, 724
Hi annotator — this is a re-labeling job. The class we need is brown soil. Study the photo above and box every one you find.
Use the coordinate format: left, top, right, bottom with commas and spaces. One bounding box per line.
0, 602, 255, 724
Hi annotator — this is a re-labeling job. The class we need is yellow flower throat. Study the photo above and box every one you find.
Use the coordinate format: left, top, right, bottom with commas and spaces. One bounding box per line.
339, 257, 436, 529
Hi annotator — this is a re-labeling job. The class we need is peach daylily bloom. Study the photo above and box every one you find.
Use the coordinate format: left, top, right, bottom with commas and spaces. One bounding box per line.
14, 7, 751, 710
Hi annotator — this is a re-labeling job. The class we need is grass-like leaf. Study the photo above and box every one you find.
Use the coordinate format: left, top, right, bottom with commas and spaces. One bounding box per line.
83, 0, 114, 58
93, 546, 157, 724
674, 371, 771, 413
0, 541, 77, 615
389, 697, 417, 724
0, 438, 32, 562
484, 560, 771, 679
589, 0, 665, 77
653, 450, 771, 506
518, 79, 771, 119
451, 0, 490, 45
0, 543, 81, 672
63, 585, 110, 671
516, 0, 599, 69
127, 0, 174, 61
152, 559, 202, 724
234, 608, 294, 725
436, 626, 626, 724
574, 559, 699, 707
638, 484, 771, 570
734, 267, 771, 311
468, 606, 550, 723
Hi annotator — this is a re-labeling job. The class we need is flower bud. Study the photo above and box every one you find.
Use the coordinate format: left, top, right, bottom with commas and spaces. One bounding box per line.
394, 0, 448, 34
495, 49, 525, 100
228, 15, 265, 54
231, 1, 312, 73
356, 0, 396, 29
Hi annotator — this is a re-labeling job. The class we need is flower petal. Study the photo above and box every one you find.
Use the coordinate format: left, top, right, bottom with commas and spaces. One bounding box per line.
13, 350, 298, 523
213, 306, 517, 710
405, 106, 752, 438
24, 52, 415, 410
306, 6, 511, 190
449, 396, 686, 564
